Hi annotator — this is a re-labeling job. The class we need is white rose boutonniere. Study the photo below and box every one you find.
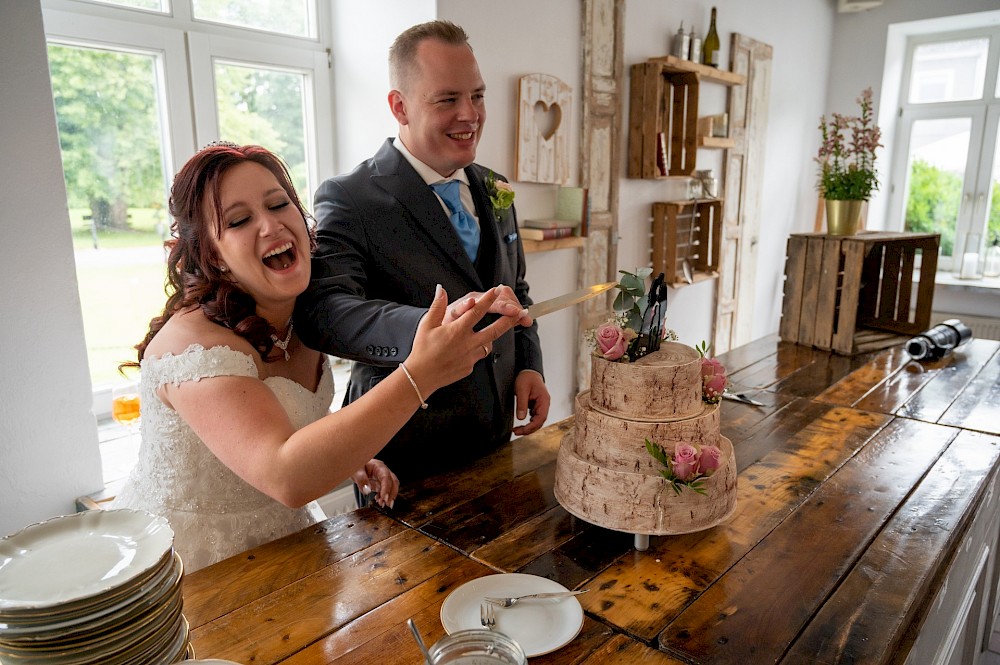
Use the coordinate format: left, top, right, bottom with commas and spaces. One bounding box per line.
485, 171, 515, 222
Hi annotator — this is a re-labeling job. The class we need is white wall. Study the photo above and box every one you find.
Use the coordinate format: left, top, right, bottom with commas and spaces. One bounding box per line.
0, 1, 103, 538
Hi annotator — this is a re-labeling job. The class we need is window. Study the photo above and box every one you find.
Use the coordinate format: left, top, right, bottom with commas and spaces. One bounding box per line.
887, 25, 1000, 274
43, 1, 333, 401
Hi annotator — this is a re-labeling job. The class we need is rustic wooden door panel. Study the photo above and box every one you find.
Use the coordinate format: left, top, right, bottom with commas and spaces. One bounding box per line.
896, 339, 999, 424
714, 34, 771, 353
577, 0, 624, 392
658, 419, 959, 663
575, 407, 889, 642
781, 429, 1000, 664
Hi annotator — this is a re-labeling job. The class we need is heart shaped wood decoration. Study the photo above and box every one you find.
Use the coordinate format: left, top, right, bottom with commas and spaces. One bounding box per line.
516, 74, 571, 184
533, 100, 562, 140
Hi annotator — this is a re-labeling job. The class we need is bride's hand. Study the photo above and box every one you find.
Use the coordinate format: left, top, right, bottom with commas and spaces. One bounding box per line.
352, 459, 399, 509
405, 285, 517, 395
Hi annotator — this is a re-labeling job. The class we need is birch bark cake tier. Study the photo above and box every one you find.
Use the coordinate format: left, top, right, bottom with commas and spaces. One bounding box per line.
554, 343, 738, 536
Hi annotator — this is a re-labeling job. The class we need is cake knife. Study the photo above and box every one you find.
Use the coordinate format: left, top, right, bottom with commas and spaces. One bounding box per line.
527, 282, 617, 319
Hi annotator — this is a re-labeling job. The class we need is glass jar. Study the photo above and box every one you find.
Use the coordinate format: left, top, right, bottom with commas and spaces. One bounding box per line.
428, 629, 527, 665
985, 236, 1000, 278
694, 169, 718, 198
686, 177, 703, 199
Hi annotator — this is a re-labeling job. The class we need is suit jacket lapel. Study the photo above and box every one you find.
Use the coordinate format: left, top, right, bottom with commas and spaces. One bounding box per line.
370, 140, 482, 288
466, 165, 500, 286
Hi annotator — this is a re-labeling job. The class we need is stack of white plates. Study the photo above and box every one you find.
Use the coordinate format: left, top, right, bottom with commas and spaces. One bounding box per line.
0, 509, 191, 664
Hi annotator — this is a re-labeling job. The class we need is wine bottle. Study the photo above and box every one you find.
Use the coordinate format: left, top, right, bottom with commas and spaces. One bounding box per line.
702, 7, 720, 68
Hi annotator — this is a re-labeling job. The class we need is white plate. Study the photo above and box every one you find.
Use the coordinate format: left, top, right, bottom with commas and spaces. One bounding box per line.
440, 573, 584, 657
0, 509, 173, 610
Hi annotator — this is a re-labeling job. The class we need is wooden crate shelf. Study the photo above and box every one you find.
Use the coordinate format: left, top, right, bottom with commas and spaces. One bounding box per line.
779, 232, 941, 355
627, 56, 746, 179
651, 199, 723, 287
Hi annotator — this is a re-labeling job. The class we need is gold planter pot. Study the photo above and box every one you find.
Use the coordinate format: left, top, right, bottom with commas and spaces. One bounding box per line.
825, 199, 865, 236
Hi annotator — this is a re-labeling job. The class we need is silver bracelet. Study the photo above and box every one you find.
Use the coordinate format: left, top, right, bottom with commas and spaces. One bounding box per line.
400, 363, 428, 409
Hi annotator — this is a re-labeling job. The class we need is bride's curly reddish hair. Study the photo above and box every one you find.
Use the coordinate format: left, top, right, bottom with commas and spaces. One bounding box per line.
131, 143, 315, 364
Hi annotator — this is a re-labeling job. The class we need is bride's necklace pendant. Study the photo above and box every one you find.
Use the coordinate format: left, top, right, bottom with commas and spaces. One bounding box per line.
271, 320, 293, 361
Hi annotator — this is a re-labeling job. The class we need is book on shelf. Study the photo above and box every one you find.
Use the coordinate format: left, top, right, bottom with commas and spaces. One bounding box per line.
519, 226, 576, 241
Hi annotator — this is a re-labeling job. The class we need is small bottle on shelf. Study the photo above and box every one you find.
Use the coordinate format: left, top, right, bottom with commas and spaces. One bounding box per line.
671, 22, 690, 60
702, 7, 720, 68
688, 26, 702, 64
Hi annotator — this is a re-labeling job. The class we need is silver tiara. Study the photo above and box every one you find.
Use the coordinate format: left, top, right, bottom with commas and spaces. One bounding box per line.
202, 140, 240, 150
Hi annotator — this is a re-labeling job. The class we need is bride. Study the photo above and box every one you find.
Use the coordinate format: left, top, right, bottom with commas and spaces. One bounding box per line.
112, 143, 525, 572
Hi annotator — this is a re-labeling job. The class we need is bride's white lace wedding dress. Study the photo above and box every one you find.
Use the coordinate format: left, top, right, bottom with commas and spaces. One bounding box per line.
112, 344, 334, 572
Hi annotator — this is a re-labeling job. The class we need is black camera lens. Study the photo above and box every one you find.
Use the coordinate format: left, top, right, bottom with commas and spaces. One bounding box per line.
905, 319, 972, 361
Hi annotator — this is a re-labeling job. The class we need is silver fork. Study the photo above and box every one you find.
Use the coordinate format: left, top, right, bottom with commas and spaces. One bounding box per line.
480, 602, 495, 630
484, 589, 589, 608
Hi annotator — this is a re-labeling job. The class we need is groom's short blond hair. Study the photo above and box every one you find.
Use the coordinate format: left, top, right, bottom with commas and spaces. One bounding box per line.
389, 20, 472, 92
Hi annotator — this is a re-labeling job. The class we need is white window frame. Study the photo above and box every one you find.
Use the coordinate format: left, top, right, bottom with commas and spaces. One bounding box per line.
884, 23, 1000, 272
42, 0, 336, 417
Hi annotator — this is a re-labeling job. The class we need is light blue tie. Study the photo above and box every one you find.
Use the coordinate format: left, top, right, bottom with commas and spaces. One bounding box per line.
431, 180, 480, 262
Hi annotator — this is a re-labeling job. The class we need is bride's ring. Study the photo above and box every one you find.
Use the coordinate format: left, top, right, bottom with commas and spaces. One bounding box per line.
481, 345, 490, 358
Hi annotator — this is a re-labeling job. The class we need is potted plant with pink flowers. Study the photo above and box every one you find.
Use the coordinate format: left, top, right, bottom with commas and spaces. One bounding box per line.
815, 87, 883, 235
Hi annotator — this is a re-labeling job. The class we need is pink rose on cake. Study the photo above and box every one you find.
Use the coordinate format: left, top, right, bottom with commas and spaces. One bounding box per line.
645, 439, 724, 494
699, 445, 722, 473
696, 341, 728, 404
594, 323, 636, 361
701, 357, 727, 403
671, 443, 701, 481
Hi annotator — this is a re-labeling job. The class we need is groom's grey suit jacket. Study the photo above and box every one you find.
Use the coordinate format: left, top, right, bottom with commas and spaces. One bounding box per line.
295, 138, 543, 478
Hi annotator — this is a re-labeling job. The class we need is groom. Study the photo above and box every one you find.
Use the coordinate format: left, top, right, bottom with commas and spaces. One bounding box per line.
295, 20, 550, 481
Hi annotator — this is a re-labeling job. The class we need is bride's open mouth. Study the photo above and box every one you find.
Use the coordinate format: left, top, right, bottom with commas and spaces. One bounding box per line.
262, 242, 297, 270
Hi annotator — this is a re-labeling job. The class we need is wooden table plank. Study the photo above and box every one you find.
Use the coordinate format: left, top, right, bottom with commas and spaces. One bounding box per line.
769, 347, 878, 399
390, 421, 567, 529
471, 504, 594, 572
579, 634, 688, 663
938, 342, 1000, 435
716, 333, 780, 374
814, 343, 912, 408
658, 418, 958, 663
188, 528, 465, 664
725, 342, 827, 395
183, 511, 405, 628
575, 406, 890, 642
420, 460, 560, 554
896, 339, 1000, 424
279, 557, 490, 664
718, 391, 797, 446
782, 429, 1000, 664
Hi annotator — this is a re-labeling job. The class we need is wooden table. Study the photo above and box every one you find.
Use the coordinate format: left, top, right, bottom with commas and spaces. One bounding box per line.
183, 335, 1000, 664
